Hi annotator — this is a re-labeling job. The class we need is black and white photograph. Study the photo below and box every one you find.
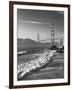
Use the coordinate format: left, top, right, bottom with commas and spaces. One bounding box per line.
17, 9, 64, 80
9, 1, 70, 88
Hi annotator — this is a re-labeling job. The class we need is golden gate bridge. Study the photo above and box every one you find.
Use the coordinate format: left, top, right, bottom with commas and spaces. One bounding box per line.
37, 24, 64, 47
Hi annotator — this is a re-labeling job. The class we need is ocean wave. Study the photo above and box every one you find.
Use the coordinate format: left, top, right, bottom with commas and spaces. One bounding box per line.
17, 50, 56, 79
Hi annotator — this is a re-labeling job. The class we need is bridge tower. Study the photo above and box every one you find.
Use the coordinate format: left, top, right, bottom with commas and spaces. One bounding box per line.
37, 33, 40, 42
51, 24, 55, 46
59, 37, 64, 46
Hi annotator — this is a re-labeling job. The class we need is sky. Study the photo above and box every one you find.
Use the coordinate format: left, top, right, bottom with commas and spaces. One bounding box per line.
17, 9, 64, 41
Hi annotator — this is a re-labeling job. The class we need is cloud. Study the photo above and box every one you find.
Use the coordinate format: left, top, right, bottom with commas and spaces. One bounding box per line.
57, 11, 64, 15
19, 20, 52, 25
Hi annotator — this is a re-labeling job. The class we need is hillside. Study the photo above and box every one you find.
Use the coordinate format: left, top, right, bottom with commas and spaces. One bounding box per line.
17, 38, 51, 51
18, 39, 37, 48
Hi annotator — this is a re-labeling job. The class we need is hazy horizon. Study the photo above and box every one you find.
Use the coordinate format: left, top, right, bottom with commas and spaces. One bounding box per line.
17, 9, 64, 41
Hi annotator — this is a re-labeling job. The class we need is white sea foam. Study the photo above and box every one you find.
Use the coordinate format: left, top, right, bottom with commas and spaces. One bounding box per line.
18, 50, 56, 79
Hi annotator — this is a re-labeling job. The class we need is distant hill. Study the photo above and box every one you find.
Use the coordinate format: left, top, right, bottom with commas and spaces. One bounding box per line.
18, 38, 39, 48
17, 38, 51, 51
17, 38, 59, 52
